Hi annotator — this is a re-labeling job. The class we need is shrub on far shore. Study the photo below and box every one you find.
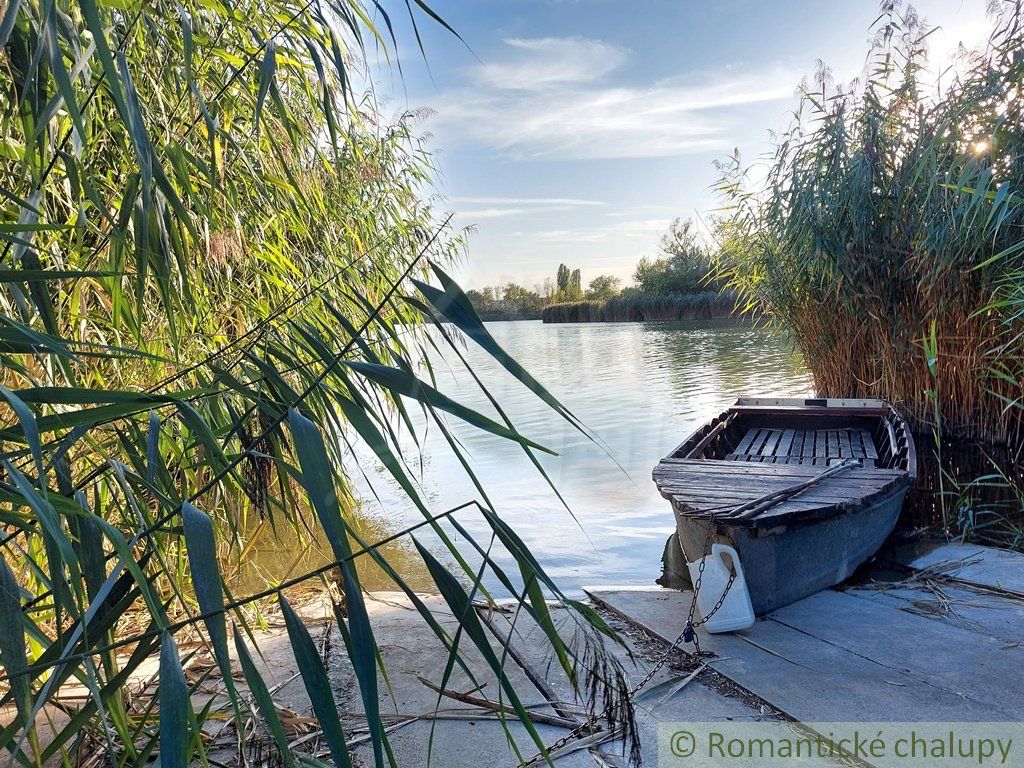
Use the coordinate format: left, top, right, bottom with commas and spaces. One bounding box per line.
541, 290, 740, 323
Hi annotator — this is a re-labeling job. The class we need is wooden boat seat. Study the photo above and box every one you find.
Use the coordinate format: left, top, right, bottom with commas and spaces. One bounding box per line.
725, 427, 878, 467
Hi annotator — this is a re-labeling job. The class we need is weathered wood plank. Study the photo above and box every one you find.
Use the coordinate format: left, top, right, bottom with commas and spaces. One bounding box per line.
659, 478, 897, 495
654, 471, 899, 491
655, 466, 897, 484
667, 491, 840, 509
732, 427, 760, 456
777, 428, 795, 458
788, 429, 803, 457
658, 458, 906, 477
759, 429, 783, 457
663, 481, 897, 505
747, 429, 769, 456
585, 587, 1015, 722
802, 430, 815, 458
862, 430, 879, 459
838, 429, 852, 458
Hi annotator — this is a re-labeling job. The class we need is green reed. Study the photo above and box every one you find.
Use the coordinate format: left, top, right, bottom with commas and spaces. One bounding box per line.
0, 2, 637, 767
715, 0, 1024, 448
542, 291, 739, 323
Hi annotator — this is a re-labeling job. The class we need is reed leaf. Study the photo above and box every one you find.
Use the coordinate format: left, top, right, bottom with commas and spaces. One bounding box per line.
279, 595, 353, 768
158, 632, 190, 768
233, 624, 296, 768
0, 554, 32, 735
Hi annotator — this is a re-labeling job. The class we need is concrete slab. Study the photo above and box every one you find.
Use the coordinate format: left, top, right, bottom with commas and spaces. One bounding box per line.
768, 590, 1024, 718
846, 582, 1024, 647
332, 593, 594, 768
585, 586, 1015, 722
889, 541, 1024, 596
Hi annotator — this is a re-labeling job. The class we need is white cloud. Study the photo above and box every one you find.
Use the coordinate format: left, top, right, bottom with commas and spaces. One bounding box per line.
512, 217, 673, 244
429, 36, 798, 159
451, 195, 611, 220
455, 207, 529, 219
473, 36, 629, 90
451, 195, 607, 206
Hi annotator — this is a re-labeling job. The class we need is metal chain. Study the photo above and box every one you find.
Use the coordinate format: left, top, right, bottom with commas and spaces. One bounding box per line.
523, 621, 692, 767
681, 518, 736, 655
633, 521, 737, 692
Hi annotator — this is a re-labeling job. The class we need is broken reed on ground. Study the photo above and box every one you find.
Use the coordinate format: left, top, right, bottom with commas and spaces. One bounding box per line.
0, 2, 638, 767
715, 1, 1024, 450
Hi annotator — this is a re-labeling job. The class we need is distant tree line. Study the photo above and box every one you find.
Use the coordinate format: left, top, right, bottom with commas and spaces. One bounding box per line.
466, 266, 623, 320
632, 218, 726, 295
467, 217, 739, 322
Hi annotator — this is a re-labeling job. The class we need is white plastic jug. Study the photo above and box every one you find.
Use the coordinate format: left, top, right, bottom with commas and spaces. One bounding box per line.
686, 543, 755, 633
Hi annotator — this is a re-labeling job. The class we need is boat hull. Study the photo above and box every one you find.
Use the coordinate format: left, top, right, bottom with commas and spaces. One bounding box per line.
673, 483, 908, 615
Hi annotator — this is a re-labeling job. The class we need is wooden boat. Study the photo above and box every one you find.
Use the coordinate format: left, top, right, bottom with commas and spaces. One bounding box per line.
653, 398, 916, 615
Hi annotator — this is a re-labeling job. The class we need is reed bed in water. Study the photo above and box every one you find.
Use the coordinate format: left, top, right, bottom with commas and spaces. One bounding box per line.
542, 290, 739, 323
716, 1, 1024, 448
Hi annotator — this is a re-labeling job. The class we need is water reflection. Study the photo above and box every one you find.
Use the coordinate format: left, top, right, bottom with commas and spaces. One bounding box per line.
240, 319, 815, 595
353, 319, 813, 595
230, 501, 442, 594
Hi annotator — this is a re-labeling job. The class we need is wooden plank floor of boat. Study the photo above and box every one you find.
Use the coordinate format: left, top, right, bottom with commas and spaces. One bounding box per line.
725, 425, 879, 466
653, 458, 908, 521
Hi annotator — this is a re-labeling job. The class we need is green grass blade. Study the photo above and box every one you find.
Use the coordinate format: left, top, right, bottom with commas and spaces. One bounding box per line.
232, 624, 296, 768
180, 503, 234, 691
346, 361, 555, 454
287, 408, 387, 767
0, 553, 33, 734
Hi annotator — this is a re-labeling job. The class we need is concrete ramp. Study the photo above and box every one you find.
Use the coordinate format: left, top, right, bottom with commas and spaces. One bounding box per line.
585, 542, 1024, 725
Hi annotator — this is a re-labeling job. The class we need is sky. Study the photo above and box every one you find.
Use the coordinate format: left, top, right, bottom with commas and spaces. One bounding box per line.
371, 0, 992, 290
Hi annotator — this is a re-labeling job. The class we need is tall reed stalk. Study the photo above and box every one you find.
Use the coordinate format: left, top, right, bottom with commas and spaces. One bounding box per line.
716, 0, 1024, 448
0, 2, 636, 766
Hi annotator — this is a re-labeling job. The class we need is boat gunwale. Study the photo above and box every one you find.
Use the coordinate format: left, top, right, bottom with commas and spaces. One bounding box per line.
656, 397, 917, 528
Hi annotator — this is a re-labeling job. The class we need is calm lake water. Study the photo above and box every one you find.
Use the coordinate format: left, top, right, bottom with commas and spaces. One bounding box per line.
242, 319, 813, 595
240, 318, 1023, 596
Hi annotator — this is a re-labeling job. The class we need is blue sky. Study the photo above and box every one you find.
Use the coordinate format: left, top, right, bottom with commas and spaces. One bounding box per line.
373, 0, 990, 289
